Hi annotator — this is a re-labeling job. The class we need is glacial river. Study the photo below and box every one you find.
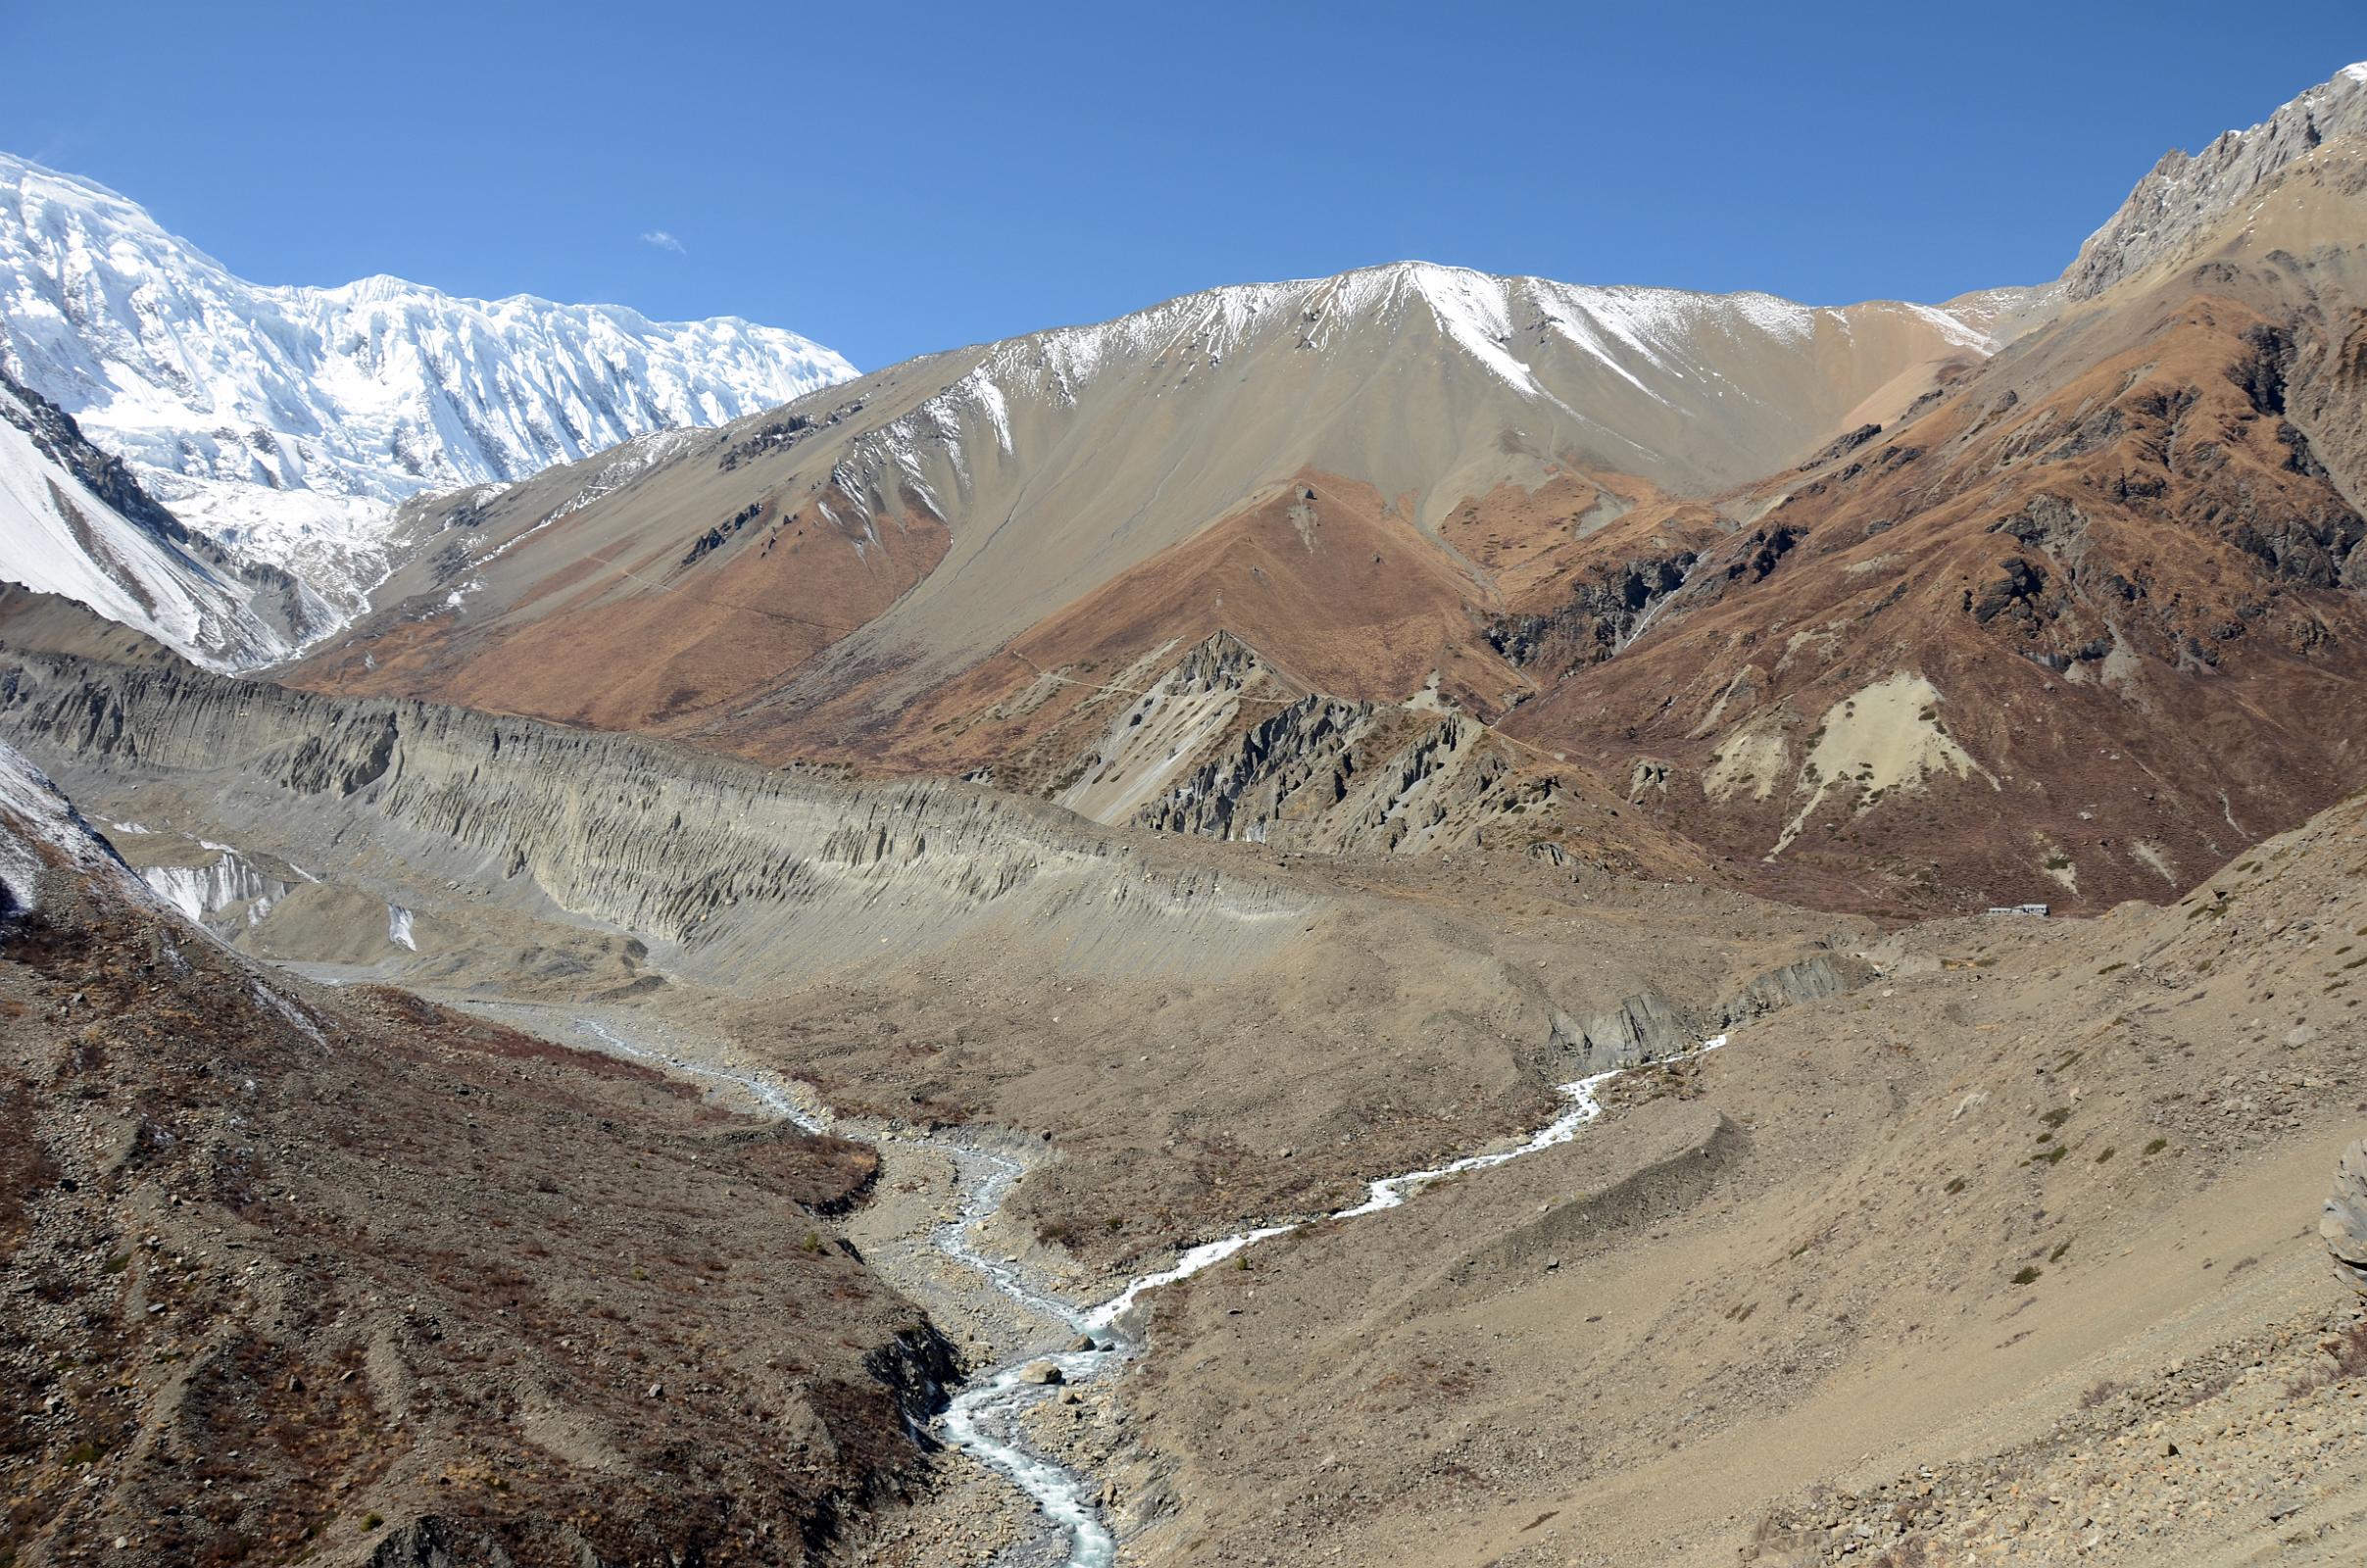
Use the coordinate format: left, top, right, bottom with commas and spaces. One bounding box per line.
576, 1015, 1726, 1567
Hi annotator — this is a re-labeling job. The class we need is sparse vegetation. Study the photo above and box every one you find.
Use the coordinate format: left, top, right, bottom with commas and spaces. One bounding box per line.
2011, 1266, 2042, 1286
2144, 1137, 2169, 1155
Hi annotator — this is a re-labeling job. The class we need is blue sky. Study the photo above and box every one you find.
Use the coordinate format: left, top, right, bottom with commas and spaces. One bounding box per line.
6, 2, 2361, 368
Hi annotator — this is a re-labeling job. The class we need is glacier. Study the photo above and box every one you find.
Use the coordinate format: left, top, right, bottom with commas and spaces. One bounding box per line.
0, 151, 857, 613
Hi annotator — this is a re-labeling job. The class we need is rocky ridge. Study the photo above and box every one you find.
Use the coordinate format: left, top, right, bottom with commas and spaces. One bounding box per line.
0, 653, 1308, 986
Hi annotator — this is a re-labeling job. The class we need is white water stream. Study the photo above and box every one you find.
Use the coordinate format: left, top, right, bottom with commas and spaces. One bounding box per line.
577, 1015, 1727, 1567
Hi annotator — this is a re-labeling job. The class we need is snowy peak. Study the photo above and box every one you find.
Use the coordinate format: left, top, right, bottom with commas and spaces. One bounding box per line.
949, 261, 1990, 406
831, 259, 2016, 547
0, 151, 857, 611
2065, 63, 2367, 300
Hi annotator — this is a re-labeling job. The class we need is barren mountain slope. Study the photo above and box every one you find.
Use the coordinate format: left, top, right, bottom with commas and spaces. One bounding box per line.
1102, 786, 2367, 1568
9, 641, 2362, 1568
0, 740, 955, 1567
289, 269, 2012, 747
1504, 115, 2367, 915
0, 582, 189, 668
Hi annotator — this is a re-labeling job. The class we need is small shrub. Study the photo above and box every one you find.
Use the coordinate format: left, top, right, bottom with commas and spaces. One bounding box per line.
1944, 1176, 1966, 1195
2049, 1239, 2072, 1262
800, 1231, 824, 1255
362, 1512, 384, 1532
2011, 1266, 2042, 1286
2144, 1138, 2169, 1156
2040, 1107, 2073, 1129
2097, 961, 2128, 975
2096, 1146, 2116, 1164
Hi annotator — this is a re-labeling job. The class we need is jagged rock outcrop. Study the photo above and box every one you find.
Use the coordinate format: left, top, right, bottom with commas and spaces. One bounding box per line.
2066, 64, 2367, 301
1716, 952, 1876, 1028
1139, 699, 1564, 858
1552, 992, 1695, 1074
2325, 1139, 2367, 1295
1137, 694, 1374, 842
1049, 631, 1305, 823
1484, 547, 1700, 680
1547, 949, 1878, 1073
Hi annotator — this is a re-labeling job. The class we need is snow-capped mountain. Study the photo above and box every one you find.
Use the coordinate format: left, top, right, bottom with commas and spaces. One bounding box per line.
0, 151, 856, 612
304, 254, 2031, 747
825, 260, 2026, 535
1, 367, 331, 668
698, 260, 2034, 676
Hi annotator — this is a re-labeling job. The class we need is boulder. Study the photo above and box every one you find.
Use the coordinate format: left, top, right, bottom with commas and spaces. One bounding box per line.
2322, 1139, 2367, 1295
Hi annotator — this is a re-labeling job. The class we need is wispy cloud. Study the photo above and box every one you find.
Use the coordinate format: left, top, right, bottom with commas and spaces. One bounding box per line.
640, 229, 686, 255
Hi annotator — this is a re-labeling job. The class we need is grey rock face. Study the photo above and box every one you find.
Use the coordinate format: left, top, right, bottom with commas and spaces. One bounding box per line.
2324, 1138, 2367, 1295
2064, 65, 2367, 302
1553, 991, 1695, 1074
1139, 698, 1535, 858
1714, 952, 1875, 1029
